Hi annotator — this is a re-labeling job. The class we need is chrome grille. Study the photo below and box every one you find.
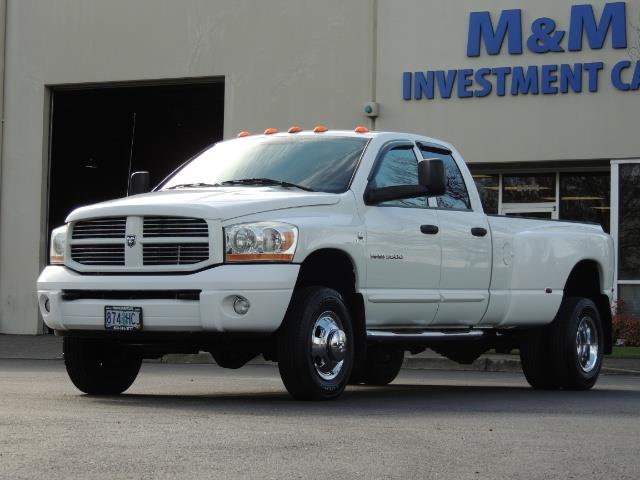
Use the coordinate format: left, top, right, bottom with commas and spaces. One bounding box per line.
69, 216, 212, 270
70, 244, 125, 266
72, 218, 127, 239
143, 217, 208, 238
143, 243, 209, 265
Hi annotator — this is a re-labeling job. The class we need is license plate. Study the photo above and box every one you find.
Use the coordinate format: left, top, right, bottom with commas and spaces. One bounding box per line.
104, 306, 143, 331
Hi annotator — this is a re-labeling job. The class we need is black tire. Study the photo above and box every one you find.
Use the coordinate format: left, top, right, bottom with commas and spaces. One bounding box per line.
277, 287, 354, 400
362, 347, 404, 386
63, 337, 142, 395
550, 297, 604, 390
520, 297, 603, 391
520, 326, 560, 390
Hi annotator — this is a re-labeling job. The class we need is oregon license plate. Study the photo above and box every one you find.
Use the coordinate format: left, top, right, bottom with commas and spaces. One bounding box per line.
104, 306, 143, 331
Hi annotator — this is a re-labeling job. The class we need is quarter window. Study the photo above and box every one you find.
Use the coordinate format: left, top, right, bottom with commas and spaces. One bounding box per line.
369, 146, 426, 208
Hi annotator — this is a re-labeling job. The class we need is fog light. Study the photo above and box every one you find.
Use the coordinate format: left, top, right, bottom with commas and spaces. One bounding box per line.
233, 296, 250, 315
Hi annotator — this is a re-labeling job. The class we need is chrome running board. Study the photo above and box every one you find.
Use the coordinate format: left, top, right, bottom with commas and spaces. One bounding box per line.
366, 330, 486, 342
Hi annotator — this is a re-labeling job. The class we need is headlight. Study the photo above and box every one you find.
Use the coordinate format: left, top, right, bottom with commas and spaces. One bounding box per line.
49, 225, 68, 265
225, 222, 298, 263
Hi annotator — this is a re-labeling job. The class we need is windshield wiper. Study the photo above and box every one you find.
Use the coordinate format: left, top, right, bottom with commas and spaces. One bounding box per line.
220, 178, 316, 192
166, 182, 220, 189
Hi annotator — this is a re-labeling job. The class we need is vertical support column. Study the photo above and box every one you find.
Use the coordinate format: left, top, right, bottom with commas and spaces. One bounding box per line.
369, 0, 378, 131
0, 0, 7, 333
610, 161, 619, 304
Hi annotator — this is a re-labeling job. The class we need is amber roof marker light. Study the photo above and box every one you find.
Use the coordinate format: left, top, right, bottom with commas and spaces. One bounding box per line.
355, 126, 369, 133
237, 131, 251, 138
288, 126, 302, 134
264, 128, 279, 135
313, 125, 328, 133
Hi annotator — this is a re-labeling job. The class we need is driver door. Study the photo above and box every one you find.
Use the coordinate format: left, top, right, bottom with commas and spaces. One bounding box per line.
362, 142, 441, 328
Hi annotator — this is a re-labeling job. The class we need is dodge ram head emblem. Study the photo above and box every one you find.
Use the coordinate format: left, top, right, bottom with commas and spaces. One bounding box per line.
126, 234, 137, 248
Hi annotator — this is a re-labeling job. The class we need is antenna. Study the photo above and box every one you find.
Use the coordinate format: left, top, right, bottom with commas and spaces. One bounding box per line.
126, 111, 137, 195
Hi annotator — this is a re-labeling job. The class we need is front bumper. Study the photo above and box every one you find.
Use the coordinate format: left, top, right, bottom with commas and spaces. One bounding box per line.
37, 264, 299, 333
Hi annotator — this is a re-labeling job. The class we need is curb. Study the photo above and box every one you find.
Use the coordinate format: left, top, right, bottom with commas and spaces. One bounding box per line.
154, 353, 640, 376
402, 356, 523, 373
4, 353, 638, 376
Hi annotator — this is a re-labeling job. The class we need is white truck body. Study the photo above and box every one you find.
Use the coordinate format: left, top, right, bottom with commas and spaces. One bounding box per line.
36, 130, 615, 399
38, 131, 613, 333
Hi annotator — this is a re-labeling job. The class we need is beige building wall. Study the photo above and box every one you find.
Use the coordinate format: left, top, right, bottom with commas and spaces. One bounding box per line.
375, 0, 640, 164
0, 0, 638, 334
0, 0, 374, 334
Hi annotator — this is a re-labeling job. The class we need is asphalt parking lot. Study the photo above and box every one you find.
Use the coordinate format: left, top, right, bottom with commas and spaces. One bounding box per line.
1, 360, 639, 480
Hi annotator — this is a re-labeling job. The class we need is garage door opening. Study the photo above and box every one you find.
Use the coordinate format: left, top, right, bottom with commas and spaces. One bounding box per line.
47, 80, 225, 235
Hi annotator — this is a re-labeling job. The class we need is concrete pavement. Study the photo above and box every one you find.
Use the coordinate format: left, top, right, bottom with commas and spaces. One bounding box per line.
1, 360, 639, 480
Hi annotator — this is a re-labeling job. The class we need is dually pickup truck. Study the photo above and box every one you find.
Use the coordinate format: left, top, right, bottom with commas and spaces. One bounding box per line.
37, 127, 614, 400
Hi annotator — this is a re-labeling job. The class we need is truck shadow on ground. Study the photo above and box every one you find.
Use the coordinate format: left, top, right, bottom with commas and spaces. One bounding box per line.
89, 381, 640, 417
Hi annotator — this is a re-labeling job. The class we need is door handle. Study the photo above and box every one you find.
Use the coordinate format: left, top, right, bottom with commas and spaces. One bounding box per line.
471, 227, 488, 237
420, 225, 439, 235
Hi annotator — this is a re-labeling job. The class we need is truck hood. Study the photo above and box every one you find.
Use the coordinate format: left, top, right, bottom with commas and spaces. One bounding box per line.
66, 187, 341, 222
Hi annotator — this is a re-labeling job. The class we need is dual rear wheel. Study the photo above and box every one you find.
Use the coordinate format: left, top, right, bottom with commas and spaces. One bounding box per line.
520, 297, 604, 390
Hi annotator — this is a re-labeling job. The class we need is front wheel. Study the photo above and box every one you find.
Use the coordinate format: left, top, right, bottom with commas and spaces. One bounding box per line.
63, 337, 142, 395
277, 287, 354, 400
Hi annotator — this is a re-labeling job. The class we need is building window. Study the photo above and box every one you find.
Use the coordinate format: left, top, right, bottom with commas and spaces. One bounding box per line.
560, 172, 610, 233
502, 174, 556, 204
472, 174, 499, 214
619, 164, 640, 281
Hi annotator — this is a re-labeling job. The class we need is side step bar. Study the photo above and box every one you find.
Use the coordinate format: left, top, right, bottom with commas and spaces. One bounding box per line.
366, 330, 486, 342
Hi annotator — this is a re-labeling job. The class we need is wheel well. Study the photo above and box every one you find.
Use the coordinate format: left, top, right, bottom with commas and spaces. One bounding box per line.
295, 249, 357, 298
564, 260, 612, 354
295, 249, 366, 369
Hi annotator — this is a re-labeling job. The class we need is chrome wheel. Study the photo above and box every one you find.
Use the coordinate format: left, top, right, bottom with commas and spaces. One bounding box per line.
576, 315, 599, 373
311, 311, 347, 381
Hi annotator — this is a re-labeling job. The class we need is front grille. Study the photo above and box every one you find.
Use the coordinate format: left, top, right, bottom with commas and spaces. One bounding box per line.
69, 216, 211, 270
143, 217, 208, 238
70, 244, 125, 266
72, 217, 127, 239
143, 243, 209, 265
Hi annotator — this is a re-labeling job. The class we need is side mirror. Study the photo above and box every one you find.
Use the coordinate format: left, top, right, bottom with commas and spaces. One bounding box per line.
364, 157, 447, 205
418, 158, 446, 196
128, 171, 150, 196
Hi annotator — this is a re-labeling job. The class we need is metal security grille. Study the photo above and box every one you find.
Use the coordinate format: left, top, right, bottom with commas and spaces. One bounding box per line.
143, 243, 209, 265
71, 217, 127, 239
70, 244, 125, 266
68, 216, 211, 271
143, 217, 208, 238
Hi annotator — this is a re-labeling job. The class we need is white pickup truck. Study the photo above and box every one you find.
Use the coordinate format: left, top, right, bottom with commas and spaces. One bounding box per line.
37, 127, 614, 400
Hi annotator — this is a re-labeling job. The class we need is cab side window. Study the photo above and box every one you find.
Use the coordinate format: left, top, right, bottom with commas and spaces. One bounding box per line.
419, 148, 471, 210
369, 146, 426, 208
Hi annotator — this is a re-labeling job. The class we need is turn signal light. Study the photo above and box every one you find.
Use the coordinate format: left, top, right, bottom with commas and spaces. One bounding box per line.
288, 126, 302, 134
264, 128, 279, 135
237, 131, 251, 138
355, 126, 369, 133
313, 125, 328, 133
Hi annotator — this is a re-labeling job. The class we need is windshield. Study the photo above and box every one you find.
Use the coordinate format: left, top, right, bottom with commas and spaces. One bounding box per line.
160, 136, 369, 193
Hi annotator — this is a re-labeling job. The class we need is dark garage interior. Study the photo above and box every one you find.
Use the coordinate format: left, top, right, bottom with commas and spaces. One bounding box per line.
47, 80, 225, 235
